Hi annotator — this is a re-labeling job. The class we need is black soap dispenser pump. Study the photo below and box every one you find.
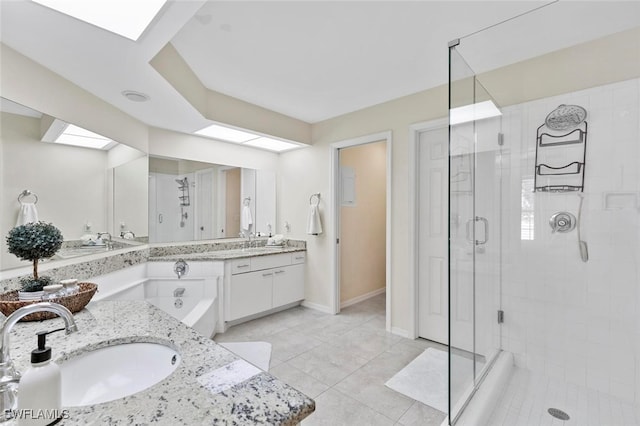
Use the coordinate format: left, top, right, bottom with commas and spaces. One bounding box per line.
17, 328, 64, 426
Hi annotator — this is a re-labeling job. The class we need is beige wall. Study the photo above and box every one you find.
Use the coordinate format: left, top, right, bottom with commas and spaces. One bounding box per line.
477, 27, 640, 109
1, 112, 108, 270
339, 141, 387, 304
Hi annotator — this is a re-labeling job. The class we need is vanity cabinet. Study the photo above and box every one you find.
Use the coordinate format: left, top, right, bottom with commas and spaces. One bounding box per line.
225, 252, 305, 322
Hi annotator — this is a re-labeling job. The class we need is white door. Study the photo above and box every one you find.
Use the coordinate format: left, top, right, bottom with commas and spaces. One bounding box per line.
418, 126, 449, 344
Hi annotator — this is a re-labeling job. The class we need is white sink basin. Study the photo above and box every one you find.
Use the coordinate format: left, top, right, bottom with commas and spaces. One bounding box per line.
60, 342, 180, 407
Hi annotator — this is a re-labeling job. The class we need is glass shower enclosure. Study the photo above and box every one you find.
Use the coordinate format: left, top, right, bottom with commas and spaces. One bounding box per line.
448, 41, 503, 423
447, 3, 640, 425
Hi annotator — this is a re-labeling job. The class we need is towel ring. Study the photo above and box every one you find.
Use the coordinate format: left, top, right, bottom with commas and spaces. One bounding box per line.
309, 193, 320, 206
18, 190, 38, 204
243, 197, 251, 206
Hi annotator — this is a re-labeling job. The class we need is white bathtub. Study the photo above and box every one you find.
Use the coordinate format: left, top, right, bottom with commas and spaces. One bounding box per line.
90, 264, 220, 338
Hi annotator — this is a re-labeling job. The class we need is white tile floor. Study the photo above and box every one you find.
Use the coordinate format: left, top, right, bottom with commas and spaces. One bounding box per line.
214, 294, 448, 425
487, 367, 640, 426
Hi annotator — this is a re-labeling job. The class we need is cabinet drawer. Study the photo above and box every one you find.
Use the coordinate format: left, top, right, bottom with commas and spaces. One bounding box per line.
230, 259, 252, 275
291, 252, 306, 264
250, 253, 292, 271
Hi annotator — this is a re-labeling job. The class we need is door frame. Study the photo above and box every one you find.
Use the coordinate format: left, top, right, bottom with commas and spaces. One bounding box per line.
409, 117, 449, 339
330, 131, 392, 332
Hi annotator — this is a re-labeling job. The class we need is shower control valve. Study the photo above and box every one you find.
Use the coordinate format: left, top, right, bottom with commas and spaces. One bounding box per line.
549, 212, 576, 233
173, 259, 189, 279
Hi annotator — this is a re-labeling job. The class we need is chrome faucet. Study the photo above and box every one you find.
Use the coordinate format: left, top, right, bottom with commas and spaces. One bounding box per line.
239, 231, 255, 249
173, 287, 185, 298
97, 232, 113, 249
0, 302, 78, 420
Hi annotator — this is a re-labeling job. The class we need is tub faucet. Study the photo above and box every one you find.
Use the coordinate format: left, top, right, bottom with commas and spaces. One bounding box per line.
0, 302, 78, 420
173, 260, 189, 279
173, 288, 185, 298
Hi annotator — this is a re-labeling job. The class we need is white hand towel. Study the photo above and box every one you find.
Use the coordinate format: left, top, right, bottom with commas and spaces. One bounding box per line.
307, 205, 323, 235
241, 205, 253, 232
16, 203, 39, 226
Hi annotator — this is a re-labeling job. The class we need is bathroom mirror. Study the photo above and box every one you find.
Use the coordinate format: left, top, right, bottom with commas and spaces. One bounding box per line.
149, 155, 276, 243
0, 97, 148, 271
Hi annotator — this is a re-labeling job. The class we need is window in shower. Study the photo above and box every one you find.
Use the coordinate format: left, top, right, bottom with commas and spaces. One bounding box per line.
520, 178, 534, 240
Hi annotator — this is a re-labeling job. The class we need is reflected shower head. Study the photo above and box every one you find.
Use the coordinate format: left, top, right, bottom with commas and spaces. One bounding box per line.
545, 104, 587, 131
175, 177, 188, 185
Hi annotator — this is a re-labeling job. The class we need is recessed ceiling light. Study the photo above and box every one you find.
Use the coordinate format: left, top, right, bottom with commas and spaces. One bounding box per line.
450, 100, 502, 125
31, 0, 167, 41
194, 124, 259, 143
243, 137, 302, 153
122, 90, 150, 102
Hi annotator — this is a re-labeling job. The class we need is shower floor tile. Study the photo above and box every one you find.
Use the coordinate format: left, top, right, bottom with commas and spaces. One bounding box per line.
487, 367, 640, 426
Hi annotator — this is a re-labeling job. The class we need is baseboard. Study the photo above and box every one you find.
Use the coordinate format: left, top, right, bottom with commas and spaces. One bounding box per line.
340, 288, 385, 309
391, 326, 409, 338
301, 300, 334, 314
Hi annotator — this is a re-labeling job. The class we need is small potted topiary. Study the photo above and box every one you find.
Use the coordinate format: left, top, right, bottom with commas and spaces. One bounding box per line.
6, 221, 63, 300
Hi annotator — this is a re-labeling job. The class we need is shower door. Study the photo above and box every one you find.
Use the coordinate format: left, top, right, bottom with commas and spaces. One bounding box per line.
448, 44, 503, 424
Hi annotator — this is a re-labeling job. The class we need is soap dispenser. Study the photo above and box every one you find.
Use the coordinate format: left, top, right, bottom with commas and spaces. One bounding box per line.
18, 328, 64, 426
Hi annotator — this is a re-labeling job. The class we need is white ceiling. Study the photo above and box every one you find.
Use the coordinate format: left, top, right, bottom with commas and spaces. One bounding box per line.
1, 1, 639, 134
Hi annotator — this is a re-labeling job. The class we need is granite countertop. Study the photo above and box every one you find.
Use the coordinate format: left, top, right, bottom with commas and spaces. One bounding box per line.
6, 301, 314, 425
149, 246, 306, 262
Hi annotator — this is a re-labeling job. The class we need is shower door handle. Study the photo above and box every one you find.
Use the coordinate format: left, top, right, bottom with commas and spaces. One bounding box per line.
466, 216, 489, 245
476, 216, 489, 245
158, 213, 163, 224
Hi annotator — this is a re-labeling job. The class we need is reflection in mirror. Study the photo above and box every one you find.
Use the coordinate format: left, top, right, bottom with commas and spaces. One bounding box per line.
149, 156, 276, 243
0, 98, 148, 271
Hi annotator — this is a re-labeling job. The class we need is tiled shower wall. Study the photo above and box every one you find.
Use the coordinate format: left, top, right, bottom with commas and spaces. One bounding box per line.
499, 78, 640, 405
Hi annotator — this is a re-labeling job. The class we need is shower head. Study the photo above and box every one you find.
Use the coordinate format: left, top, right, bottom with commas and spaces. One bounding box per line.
545, 104, 587, 131
175, 177, 188, 185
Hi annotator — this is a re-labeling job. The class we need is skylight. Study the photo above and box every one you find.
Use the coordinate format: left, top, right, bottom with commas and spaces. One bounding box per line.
194, 124, 258, 143
450, 100, 502, 125
53, 124, 115, 150
244, 137, 301, 153
31, 0, 167, 41
194, 123, 304, 153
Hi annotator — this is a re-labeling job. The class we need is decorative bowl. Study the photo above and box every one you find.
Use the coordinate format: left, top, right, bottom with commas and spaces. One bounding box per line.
0, 282, 97, 321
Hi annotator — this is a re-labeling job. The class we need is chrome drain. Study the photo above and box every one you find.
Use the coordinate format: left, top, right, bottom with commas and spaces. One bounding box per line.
548, 408, 570, 421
